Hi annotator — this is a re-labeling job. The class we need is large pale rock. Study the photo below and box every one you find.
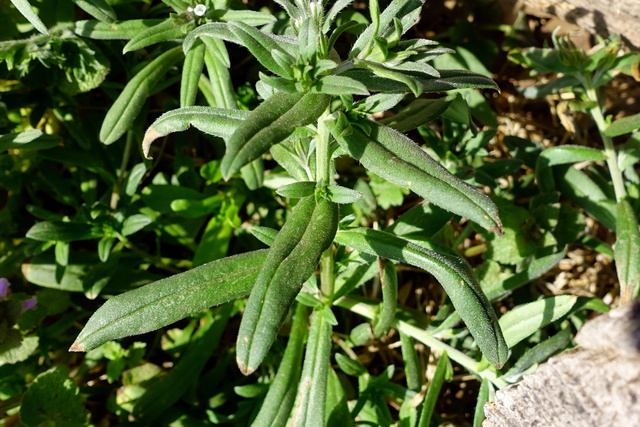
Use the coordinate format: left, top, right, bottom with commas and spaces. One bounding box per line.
484, 300, 640, 427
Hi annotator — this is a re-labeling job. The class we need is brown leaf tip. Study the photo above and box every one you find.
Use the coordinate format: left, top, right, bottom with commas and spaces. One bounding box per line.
69, 341, 85, 352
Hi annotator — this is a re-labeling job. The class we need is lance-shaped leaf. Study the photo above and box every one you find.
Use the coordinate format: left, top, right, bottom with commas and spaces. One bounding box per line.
227, 21, 297, 76
313, 75, 369, 96
0, 129, 60, 152
10, 0, 49, 35
236, 195, 339, 375
251, 304, 310, 427
333, 227, 508, 367
326, 113, 502, 233
379, 97, 450, 133
616, 200, 640, 303
535, 145, 607, 192
289, 307, 334, 427
341, 68, 498, 93
71, 0, 116, 23
123, 17, 191, 53
417, 352, 449, 427
75, 19, 164, 40
499, 295, 578, 348
100, 47, 183, 145
222, 92, 330, 180
373, 258, 398, 337
180, 39, 206, 107
210, 9, 278, 26
606, 112, 640, 137
70, 250, 268, 352
142, 106, 249, 158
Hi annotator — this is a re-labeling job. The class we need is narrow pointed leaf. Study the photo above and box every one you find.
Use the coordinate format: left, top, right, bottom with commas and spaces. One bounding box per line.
417, 352, 448, 427
100, 47, 183, 145
373, 259, 398, 337
334, 227, 508, 367
74, 19, 164, 39
142, 106, 249, 158
222, 92, 330, 179
289, 307, 333, 427
535, 145, 607, 192
123, 18, 190, 53
615, 200, 640, 302
326, 114, 502, 233
10, 0, 49, 35
251, 304, 310, 427
606, 112, 640, 136
211, 9, 278, 26
498, 295, 578, 348
71, 0, 116, 23
183, 22, 240, 53
227, 21, 297, 76
379, 97, 450, 132
236, 195, 339, 374
314, 75, 369, 96
70, 250, 268, 352
180, 39, 206, 107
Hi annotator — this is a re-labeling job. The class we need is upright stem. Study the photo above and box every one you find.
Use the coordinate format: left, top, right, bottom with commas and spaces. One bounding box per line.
315, 110, 332, 186
110, 130, 134, 209
586, 87, 627, 202
316, 110, 335, 297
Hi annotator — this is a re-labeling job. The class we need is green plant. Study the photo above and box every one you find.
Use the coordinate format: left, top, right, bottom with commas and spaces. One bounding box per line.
510, 31, 640, 303
1, 1, 622, 425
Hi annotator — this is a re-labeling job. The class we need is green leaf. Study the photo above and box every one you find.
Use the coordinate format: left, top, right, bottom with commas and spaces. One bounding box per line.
605, 112, 640, 136
26, 221, 100, 242
74, 19, 164, 40
121, 214, 152, 236
123, 17, 190, 54
499, 295, 578, 348
276, 181, 316, 199
618, 134, 640, 170
251, 304, 310, 427
211, 9, 277, 26
55, 241, 70, 267
399, 331, 421, 391
100, 47, 183, 145
343, 68, 498, 93
615, 200, 640, 302
0, 129, 60, 152
289, 307, 334, 427
70, 0, 116, 23
417, 352, 449, 427
314, 75, 369, 96
236, 195, 339, 374
133, 308, 230, 422
222, 92, 330, 179
70, 250, 268, 351
20, 367, 88, 427
249, 226, 279, 247
473, 378, 491, 427
354, 92, 405, 114
372, 259, 398, 337
325, 185, 363, 204
227, 21, 296, 76
535, 145, 607, 192
180, 38, 206, 107
0, 333, 39, 364
334, 228, 508, 367
142, 106, 249, 158
335, 352, 367, 377
327, 114, 502, 233
10, 0, 49, 35
379, 97, 450, 133
503, 328, 572, 383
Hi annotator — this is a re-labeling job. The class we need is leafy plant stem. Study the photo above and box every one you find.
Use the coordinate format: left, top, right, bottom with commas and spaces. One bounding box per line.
335, 296, 509, 389
110, 130, 134, 210
585, 87, 627, 201
316, 110, 333, 186
320, 246, 335, 298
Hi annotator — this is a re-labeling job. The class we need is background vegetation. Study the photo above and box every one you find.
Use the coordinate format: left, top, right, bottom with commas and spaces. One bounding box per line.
1, 0, 639, 426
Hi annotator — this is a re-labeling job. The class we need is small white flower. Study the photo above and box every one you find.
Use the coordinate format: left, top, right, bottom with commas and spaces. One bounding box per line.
193, 4, 207, 17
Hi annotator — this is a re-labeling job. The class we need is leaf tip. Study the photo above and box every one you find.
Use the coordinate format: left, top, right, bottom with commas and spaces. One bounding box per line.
142, 128, 163, 159
69, 341, 85, 352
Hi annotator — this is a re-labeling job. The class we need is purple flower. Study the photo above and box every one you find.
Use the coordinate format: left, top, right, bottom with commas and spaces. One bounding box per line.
22, 298, 37, 312
0, 278, 10, 300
